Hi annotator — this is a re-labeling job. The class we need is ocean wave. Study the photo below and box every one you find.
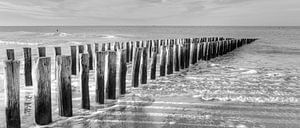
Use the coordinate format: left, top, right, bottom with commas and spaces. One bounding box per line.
0, 40, 40, 45
42, 32, 72, 37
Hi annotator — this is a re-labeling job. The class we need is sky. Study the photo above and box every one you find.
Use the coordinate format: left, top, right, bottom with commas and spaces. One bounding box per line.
0, 0, 299, 26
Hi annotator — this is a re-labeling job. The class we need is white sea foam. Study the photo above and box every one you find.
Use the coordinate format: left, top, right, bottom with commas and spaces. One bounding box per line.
42, 32, 71, 37
103, 35, 116, 38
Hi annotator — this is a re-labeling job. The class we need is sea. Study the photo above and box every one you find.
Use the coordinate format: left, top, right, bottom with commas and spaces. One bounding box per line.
0, 26, 299, 128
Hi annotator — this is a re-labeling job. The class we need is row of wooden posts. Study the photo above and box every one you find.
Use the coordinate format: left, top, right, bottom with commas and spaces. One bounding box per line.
3, 37, 256, 127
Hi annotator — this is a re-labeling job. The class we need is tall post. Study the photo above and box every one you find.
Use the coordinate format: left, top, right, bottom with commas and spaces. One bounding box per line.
95, 43, 99, 52
116, 50, 127, 96
180, 43, 185, 69
101, 43, 106, 51
38, 47, 46, 57
54, 47, 61, 79
6, 49, 15, 60
174, 44, 179, 71
105, 51, 117, 99
150, 47, 157, 80
160, 46, 167, 76
23, 47, 32, 86
95, 52, 105, 104
167, 45, 173, 74
4, 60, 20, 128
140, 48, 148, 84
57, 56, 72, 117
126, 42, 130, 63
87, 44, 93, 70
33, 57, 52, 125
132, 48, 142, 87
79, 54, 90, 109
70, 46, 77, 75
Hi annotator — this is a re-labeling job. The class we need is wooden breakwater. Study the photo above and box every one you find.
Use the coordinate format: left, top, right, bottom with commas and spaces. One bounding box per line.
3, 37, 256, 127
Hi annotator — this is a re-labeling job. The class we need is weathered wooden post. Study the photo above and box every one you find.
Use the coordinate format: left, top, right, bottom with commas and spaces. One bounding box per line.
174, 44, 180, 71
150, 47, 157, 80
23, 47, 32, 86
6, 49, 15, 60
180, 43, 185, 69
95, 43, 99, 52
126, 42, 130, 63
54, 47, 61, 79
70, 46, 77, 75
79, 53, 90, 109
4, 60, 20, 128
160, 46, 167, 76
101, 43, 106, 51
105, 51, 117, 99
140, 48, 148, 84
116, 50, 127, 96
185, 39, 190, 68
57, 56, 72, 117
107, 43, 111, 50
167, 45, 173, 74
95, 52, 105, 104
38, 47, 46, 57
132, 48, 142, 87
130, 41, 134, 62
33, 57, 52, 125
87, 44, 93, 70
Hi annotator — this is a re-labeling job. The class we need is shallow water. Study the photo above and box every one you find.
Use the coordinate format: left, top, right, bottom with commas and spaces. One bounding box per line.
0, 26, 299, 128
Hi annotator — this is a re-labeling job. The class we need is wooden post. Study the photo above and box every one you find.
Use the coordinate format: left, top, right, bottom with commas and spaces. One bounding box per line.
174, 44, 179, 71
6, 49, 15, 60
126, 42, 130, 63
180, 43, 185, 69
101, 43, 106, 51
54, 47, 61, 79
105, 51, 117, 99
23, 47, 32, 86
33, 57, 52, 125
87, 44, 93, 70
95, 52, 105, 104
130, 41, 134, 62
140, 48, 148, 84
116, 50, 127, 96
150, 47, 157, 80
107, 43, 111, 50
4, 60, 21, 128
167, 45, 173, 74
77, 45, 84, 73
79, 54, 90, 109
57, 56, 72, 117
160, 46, 167, 76
132, 48, 142, 87
38, 47, 46, 57
70, 46, 77, 75
185, 42, 190, 68
95, 43, 99, 52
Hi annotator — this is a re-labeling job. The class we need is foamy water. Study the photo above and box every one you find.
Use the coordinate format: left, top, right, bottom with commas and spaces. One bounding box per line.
0, 26, 299, 128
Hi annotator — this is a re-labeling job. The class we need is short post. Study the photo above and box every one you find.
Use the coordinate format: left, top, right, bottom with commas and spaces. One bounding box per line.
38, 47, 46, 57
57, 56, 72, 117
180, 44, 185, 69
33, 57, 52, 125
79, 54, 90, 109
87, 44, 93, 70
132, 48, 142, 87
70, 46, 77, 75
140, 48, 148, 84
23, 47, 32, 86
4, 60, 21, 128
6, 49, 15, 60
160, 46, 167, 76
105, 51, 117, 99
95, 52, 105, 104
150, 47, 157, 80
116, 50, 127, 96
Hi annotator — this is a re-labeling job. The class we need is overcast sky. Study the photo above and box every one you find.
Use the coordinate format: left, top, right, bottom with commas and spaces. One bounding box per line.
0, 0, 299, 26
